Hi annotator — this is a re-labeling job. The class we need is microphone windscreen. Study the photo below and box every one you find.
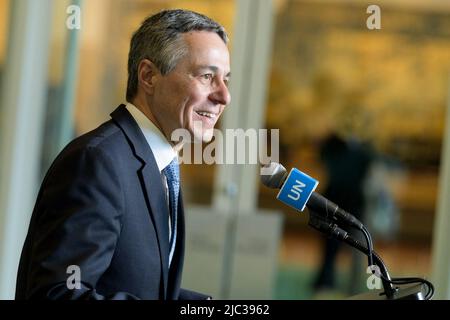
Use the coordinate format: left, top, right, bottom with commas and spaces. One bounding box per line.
260, 162, 287, 189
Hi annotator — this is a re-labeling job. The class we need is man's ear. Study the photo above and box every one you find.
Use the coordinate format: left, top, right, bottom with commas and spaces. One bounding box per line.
138, 59, 160, 95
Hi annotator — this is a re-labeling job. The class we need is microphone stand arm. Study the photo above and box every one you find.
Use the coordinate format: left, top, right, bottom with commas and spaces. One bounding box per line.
308, 213, 397, 299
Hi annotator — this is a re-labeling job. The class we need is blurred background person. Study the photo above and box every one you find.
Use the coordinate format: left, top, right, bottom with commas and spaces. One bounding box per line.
312, 130, 374, 297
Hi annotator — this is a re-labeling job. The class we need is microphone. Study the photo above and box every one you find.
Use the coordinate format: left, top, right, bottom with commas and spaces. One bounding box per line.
261, 162, 435, 300
261, 162, 363, 230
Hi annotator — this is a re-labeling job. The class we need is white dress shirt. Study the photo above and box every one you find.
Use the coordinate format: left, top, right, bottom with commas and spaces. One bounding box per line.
126, 103, 178, 241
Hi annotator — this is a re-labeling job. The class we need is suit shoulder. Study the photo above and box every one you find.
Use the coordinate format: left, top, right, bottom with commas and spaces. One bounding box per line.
63, 120, 126, 155
42, 120, 129, 185
45, 120, 132, 176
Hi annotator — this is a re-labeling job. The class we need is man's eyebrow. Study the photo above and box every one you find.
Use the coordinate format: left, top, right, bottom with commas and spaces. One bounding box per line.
198, 65, 231, 78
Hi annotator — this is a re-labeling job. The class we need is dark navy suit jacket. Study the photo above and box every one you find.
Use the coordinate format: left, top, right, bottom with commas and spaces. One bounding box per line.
16, 105, 207, 300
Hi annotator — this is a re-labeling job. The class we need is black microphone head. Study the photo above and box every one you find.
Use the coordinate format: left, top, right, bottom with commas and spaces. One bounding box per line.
260, 162, 288, 189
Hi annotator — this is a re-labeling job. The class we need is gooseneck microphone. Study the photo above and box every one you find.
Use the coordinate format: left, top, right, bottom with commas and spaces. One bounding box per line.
261, 162, 435, 300
261, 162, 364, 230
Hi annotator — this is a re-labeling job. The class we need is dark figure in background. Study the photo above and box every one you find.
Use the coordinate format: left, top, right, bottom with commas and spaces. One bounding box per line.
312, 132, 373, 295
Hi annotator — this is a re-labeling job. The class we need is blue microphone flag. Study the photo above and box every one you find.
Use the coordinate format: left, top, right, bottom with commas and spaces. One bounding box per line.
276, 168, 319, 211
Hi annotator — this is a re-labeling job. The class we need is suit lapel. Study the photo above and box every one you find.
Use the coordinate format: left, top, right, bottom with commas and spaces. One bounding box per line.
110, 104, 170, 298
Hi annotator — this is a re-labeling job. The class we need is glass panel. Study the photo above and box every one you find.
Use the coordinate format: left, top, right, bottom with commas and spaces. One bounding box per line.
41, 0, 72, 177
263, 0, 450, 299
0, 0, 10, 114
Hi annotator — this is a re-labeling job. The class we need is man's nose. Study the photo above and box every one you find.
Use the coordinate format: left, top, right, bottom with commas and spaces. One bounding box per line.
209, 80, 231, 106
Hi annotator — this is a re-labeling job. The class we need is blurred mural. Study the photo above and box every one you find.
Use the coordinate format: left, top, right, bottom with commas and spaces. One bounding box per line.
261, 0, 450, 298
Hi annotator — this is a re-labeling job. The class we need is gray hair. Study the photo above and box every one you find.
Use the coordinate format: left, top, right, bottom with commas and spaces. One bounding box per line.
126, 9, 228, 102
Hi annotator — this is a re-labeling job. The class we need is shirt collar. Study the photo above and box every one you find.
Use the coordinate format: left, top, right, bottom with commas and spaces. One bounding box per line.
126, 102, 177, 172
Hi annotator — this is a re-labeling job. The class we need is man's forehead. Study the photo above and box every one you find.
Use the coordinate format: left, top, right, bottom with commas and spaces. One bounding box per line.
181, 32, 230, 71
182, 32, 228, 55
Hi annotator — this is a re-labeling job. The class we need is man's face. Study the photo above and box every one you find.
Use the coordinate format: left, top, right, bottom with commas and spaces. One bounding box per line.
149, 31, 231, 143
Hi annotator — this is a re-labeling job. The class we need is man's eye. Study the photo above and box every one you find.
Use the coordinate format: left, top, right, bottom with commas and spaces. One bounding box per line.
201, 74, 213, 81
223, 78, 230, 87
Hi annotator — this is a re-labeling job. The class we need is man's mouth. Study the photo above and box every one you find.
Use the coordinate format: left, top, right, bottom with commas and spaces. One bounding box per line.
195, 110, 217, 121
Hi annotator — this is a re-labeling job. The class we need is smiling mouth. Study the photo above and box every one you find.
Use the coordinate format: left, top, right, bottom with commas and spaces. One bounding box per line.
195, 111, 217, 120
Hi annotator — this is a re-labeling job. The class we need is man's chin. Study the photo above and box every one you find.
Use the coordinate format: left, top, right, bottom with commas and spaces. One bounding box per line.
192, 129, 214, 143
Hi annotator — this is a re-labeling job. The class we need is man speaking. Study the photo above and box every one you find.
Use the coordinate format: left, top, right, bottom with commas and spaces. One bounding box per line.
16, 9, 231, 300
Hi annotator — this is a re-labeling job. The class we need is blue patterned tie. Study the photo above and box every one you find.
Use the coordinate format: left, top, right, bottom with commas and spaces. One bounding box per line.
162, 158, 179, 266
